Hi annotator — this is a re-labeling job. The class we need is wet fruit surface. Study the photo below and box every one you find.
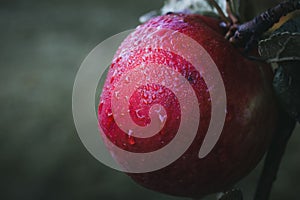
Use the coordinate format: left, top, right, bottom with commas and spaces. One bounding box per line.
98, 13, 277, 198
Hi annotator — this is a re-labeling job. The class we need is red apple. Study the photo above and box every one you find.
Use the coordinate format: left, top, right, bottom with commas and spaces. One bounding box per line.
98, 13, 277, 198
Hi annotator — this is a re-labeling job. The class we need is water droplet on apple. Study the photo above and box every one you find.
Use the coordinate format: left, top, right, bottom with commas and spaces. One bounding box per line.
159, 114, 167, 123
152, 94, 156, 100
114, 91, 120, 99
106, 109, 113, 117
127, 130, 136, 145
135, 109, 145, 119
143, 91, 148, 98
98, 100, 104, 112
128, 129, 133, 136
143, 99, 148, 104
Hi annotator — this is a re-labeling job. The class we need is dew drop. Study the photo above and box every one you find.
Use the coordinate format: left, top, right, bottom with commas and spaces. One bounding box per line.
112, 70, 118, 77
135, 109, 145, 119
114, 91, 120, 99
106, 109, 113, 117
110, 76, 115, 83
128, 129, 133, 136
143, 69, 148, 76
127, 130, 136, 145
128, 137, 136, 145
106, 114, 114, 130
158, 88, 164, 94
98, 100, 104, 112
142, 91, 148, 98
159, 114, 167, 123
152, 94, 156, 100
145, 84, 150, 91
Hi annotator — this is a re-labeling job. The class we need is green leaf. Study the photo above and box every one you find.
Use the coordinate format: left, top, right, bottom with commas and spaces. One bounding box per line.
258, 32, 300, 63
259, 16, 300, 123
259, 16, 300, 63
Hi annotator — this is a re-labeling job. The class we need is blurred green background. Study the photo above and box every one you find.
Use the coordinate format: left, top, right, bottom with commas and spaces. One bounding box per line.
0, 0, 299, 200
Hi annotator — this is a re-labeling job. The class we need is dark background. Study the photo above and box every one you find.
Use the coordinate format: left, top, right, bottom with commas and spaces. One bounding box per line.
0, 0, 299, 200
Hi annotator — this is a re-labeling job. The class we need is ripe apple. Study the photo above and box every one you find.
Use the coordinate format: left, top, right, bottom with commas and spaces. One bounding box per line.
98, 13, 277, 198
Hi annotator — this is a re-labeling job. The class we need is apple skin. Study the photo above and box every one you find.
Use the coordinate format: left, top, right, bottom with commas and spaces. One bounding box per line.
98, 13, 277, 198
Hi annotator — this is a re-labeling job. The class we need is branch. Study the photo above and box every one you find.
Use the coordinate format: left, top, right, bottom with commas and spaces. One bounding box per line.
254, 108, 296, 200
229, 0, 300, 50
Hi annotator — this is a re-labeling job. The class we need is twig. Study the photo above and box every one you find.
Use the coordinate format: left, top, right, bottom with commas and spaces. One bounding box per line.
229, 0, 300, 50
224, 0, 239, 39
207, 0, 230, 24
254, 108, 296, 200
226, 0, 238, 24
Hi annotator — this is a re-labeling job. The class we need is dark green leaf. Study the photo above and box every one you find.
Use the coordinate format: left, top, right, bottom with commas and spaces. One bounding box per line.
258, 32, 300, 63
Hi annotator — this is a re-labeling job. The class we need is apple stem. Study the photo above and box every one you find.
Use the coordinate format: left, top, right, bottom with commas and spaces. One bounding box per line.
229, 0, 300, 51
254, 108, 296, 200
